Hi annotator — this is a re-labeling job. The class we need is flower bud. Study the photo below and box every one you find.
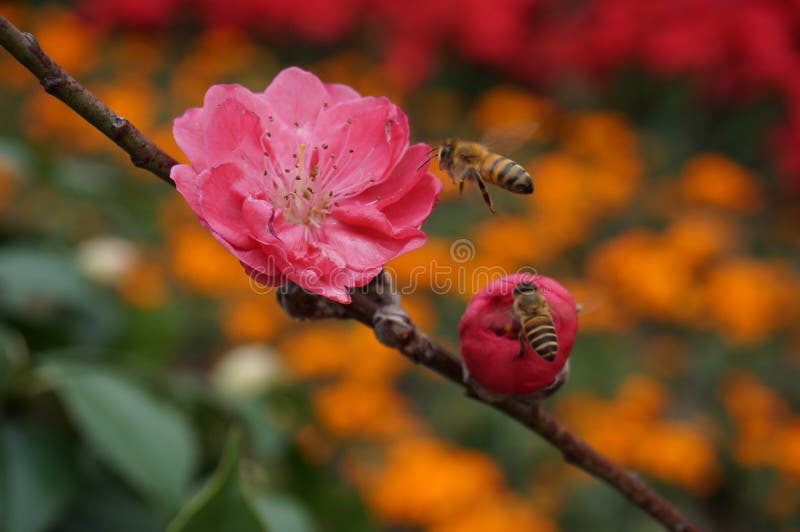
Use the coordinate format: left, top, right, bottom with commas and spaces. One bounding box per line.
458, 274, 578, 398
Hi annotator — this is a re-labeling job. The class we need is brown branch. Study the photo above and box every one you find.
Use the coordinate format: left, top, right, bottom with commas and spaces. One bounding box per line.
280, 281, 702, 532
0, 15, 177, 187
0, 16, 701, 531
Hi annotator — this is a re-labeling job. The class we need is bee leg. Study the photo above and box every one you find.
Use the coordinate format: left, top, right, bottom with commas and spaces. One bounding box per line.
518, 333, 527, 358
473, 172, 495, 214
458, 178, 465, 198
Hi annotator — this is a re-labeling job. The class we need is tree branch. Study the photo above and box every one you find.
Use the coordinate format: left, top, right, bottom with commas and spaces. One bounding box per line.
279, 281, 702, 532
0, 15, 177, 187
0, 16, 701, 532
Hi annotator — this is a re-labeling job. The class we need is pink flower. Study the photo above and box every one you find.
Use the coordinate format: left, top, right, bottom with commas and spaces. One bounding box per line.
171, 67, 441, 303
459, 274, 578, 397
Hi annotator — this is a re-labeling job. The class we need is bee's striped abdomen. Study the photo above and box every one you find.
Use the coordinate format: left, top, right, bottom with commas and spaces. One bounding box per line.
480, 153, 533, 194
521, 314, 558, 361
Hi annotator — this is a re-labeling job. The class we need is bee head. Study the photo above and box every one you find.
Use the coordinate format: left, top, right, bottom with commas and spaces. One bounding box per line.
513, 282, 538, 297
438, 141, 454, 171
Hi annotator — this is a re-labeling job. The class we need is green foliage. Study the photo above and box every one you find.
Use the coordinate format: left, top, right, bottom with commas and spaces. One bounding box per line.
39, 360, 198, 511
167, 431, 267, 532
0, 425, 77, 532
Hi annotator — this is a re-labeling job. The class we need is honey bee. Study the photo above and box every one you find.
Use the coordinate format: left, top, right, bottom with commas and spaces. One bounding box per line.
429, 139, 534, 213
512, 282, 558, 361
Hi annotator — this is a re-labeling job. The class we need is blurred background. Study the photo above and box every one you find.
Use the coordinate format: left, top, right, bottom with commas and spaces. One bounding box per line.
1, 1, 799, 531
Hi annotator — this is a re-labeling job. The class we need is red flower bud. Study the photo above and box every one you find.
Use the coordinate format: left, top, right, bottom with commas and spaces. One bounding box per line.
458, 274, 578, 398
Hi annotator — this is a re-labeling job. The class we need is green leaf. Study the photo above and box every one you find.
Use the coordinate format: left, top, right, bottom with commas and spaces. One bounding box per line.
39, 361, 197, 510
0, 249, 92, 316
0, 248, 119, 344
168, 430, 268, 532
251, 494, 314, 532
0, 425, 78, 532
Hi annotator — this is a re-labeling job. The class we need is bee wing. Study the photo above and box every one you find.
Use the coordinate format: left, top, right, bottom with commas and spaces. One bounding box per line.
480, 122, 540, 155
575, 299, 603, 315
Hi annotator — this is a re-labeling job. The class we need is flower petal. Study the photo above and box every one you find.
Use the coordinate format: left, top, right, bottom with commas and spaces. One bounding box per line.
325, 82, 361, 103
197, 163, 262, 249
173, 108, 207, 167
322, 214, 426, 271
380, 170, 442, 229
311, 96, 409, 195
171, 163, 202, 214
262, 67, 330, 128
204, 97, 265, 174
353, 143, 435, 208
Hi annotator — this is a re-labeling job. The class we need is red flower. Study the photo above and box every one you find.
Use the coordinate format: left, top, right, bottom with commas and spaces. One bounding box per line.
79, 0, 183, 28
459, 274, 578, 397
171, 67, 440, 303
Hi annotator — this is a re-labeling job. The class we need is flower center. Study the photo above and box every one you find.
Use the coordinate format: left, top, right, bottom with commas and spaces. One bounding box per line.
271, 143, 335, 228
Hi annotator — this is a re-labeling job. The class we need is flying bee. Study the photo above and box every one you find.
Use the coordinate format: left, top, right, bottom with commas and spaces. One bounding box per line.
511, 281, 558, 361
423, 139, 534, 213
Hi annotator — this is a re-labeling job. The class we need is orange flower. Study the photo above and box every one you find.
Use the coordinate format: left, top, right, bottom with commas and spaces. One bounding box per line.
33, 10, 99, 77
23, 91, 109, 153
563, 112, 642, 180
313, 380, 421, 439
631, 422, 721, 495
119, 259, 168, 308
429, 494, 555, 532
279, 324, 405, 382
615, 375, 669, 421
315, 52, 405, 103
722, 371, 786, 467
386, 238, 461, 294
704, 258, 797, 345
472, 86, 556, 142
168, 223, 249, 295
473, 216, 547, 271
678, 154, 763, 213
221, 295, 289, 343
95, 76, 159, 148
559, 375, 721, 493
368, 438, 504, 526
400, 292, 438, 332
171, 28, 263, 108
664, 212, 738, 270
774, 421, 800, 480
587, 229, 700, 323
560, 279, 634, 333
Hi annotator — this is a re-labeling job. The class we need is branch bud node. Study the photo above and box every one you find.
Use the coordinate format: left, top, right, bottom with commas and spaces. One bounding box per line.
277, 282, 348, 320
